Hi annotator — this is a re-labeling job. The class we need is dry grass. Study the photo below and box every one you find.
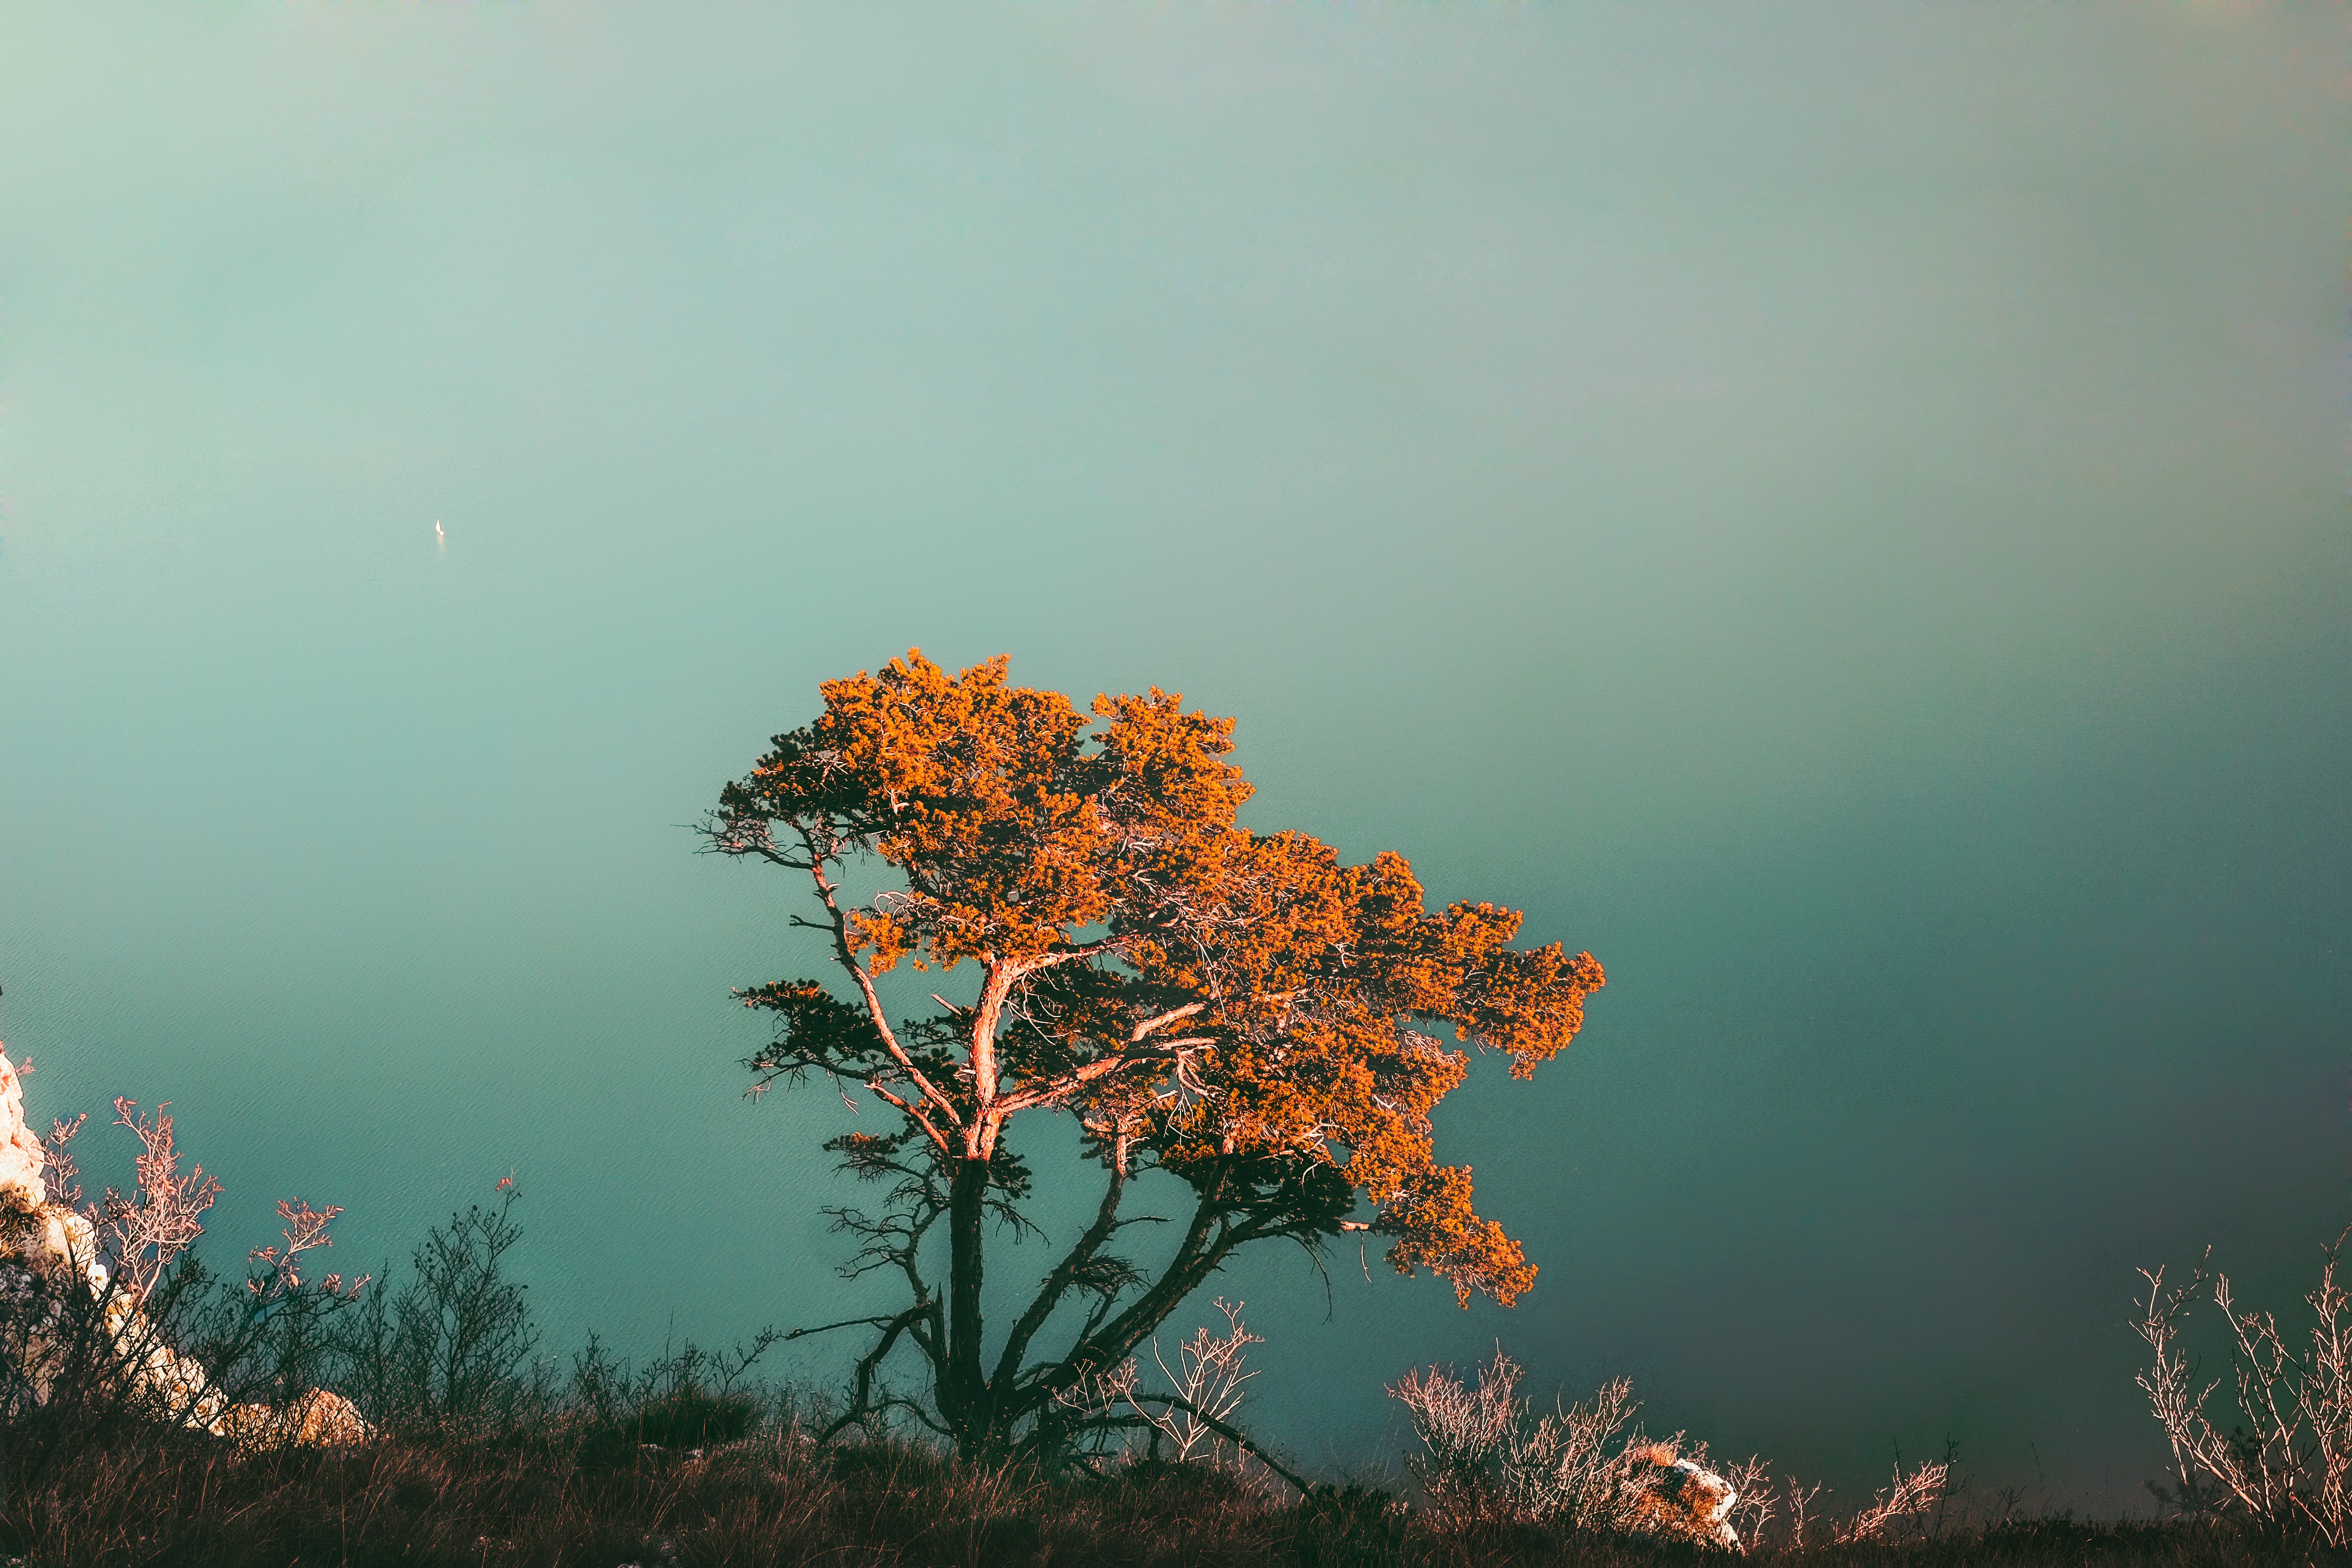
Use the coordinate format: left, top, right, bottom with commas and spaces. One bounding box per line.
7, 1130, 2338, 1568
13, 1430, 1287, 1568
0, 1429, 2312, 1568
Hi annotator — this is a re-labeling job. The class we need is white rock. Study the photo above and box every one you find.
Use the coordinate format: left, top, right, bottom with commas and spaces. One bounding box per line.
1621, 1444, 1741, 1550
0, 1043, 368, 1447
0, 1050, 49, 1212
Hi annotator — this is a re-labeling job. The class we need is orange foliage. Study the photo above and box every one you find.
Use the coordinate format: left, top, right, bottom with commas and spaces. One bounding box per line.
711, 651, 1603, 1310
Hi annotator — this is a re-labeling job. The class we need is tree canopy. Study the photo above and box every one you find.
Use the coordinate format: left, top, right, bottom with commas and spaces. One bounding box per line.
702, 651, 1604, 1459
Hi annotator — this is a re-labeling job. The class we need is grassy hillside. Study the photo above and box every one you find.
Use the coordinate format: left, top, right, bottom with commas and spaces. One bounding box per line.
5, 1423, 2304, 1568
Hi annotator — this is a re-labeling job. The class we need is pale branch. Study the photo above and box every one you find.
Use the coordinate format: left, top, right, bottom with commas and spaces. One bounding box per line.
862, 1080, 955, 1156
994, 1033, 1216, 1115
995, 1052, 1156, 1115
966, 943, 1150, 1147
800, 836, 963, 1147
1130, 1001, 1208, 1041
1032, 937, 1126, 968
967, 958, 1023, 1129
1119, 1390, 1311, 1495
746, 1050, 958, 1155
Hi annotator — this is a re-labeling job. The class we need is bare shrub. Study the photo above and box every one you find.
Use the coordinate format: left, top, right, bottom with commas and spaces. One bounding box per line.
193, 1201, 371, 1428
94, 1099, 220, 1303
1082, 1297, 1263, 1466
1390, 1349, 1651, 1531
332, 1182, 541, 1441
3, 1091, 366, 1503
39, 1111, 84, 1209
1046, 1298, 1308, 1492
1834, 1452, 1952, 1543
1392, 1353, 1953, 1554
1716, 1453, 1778, 1546
568, 1327, 780, 1469
1680, 1445, 1950, 1554
2134, 1227, 2352, 1545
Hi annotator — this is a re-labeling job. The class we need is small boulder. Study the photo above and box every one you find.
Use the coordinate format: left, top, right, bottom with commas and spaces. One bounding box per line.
1620, 1443, 1740, 1550
214, 1387, 370, 1449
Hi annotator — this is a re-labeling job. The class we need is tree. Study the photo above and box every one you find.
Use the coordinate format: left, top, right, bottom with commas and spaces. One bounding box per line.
700, 651, 1605, 1465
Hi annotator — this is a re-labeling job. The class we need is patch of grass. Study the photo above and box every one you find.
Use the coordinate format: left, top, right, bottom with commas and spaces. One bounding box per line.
0, 1424, 2311, 1568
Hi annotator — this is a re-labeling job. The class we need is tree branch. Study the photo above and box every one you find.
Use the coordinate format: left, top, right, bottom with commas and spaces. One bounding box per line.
799, 834, 963, 1150
785, 1312, 908, 1343
818, 1303, 936, 1444
1121, 1391, 1311, 1495
1024, 1180, 1232, 1417
994, 1035, 1213, 1115
1130, 1002, 1208, 1041
993, 1157, 1130, 1389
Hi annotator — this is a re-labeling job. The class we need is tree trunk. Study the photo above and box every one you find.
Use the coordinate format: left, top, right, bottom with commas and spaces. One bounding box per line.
944, 1155, 995, 1456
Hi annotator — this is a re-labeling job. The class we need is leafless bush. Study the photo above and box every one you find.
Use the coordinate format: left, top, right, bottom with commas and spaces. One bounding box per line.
1047, 1298, 1305, 1489
1110, 1297, 1262, 1465
1392, 1353, 1953, 1554
1389, 1349, 1653, 1531
1717, 1453, 1779, 1546
94, 1099, 220, 1303
3, 1094, 366, 1503
330, 1182, 543, 1440
192, 1201, 371, 1427
1687, 1444, 1950, 1555
1835, 1453, 1952, 1543
2134, 1227, 2352, 1545
40, 1111, 84, 1209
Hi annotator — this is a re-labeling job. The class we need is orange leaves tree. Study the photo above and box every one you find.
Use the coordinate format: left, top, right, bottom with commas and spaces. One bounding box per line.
701, 652, 1604, 1464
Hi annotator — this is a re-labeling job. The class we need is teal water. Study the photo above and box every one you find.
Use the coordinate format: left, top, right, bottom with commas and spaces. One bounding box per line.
1, 2, 2344, 1512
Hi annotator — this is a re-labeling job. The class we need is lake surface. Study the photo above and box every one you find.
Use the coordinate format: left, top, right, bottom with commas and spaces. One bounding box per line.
0, 1, 2344, 1512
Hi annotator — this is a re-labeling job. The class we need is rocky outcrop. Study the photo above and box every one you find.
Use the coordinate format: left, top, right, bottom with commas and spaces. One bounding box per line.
0, 1051, 49, 1211
214, 1387, 371, 1448
0, 1044, 368, 1448
1620, 1443, 1741, 1550
0, 1193, 103, 1297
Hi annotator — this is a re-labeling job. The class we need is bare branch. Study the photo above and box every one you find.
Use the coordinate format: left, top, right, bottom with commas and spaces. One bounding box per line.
801, 839, 963, 1149
98, 1099, 220, 1302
